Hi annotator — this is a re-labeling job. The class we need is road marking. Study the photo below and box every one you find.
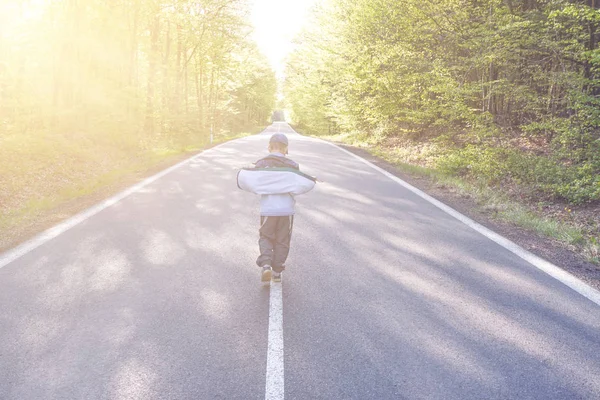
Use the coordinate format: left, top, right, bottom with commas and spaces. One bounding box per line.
265, 281, 284, 400
320, 139, 600, 307
0, 142, 231, 270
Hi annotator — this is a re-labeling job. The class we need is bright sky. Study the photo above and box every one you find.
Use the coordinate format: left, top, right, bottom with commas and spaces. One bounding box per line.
250, 0, 318, 79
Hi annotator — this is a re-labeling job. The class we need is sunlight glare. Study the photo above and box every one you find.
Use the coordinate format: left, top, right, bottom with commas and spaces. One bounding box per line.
0, 0, 48, 39
250, 0, 318, 78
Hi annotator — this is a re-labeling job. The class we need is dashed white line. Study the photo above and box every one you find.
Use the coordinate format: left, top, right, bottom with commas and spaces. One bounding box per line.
265, 281, 285, 400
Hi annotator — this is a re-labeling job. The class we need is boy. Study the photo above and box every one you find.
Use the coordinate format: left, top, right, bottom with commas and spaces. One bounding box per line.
237, 133, 316, 282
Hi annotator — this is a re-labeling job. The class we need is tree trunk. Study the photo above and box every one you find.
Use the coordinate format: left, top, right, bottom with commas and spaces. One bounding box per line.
162, 20, 171, 111
175, 23, 182, 114
145, 15, 160, 136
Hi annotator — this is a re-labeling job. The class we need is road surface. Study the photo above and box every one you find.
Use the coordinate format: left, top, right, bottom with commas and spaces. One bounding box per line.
1, 123, 600, 399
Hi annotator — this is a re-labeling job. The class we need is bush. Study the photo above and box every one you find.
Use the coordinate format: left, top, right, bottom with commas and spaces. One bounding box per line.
437, 145, 512, 184
437, 144, 600, 204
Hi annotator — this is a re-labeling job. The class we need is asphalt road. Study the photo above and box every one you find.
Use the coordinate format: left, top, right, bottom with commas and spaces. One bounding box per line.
1, 123, 600, 399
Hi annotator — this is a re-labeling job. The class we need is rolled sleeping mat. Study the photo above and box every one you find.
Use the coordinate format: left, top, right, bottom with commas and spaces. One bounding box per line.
237, 167, 316, 196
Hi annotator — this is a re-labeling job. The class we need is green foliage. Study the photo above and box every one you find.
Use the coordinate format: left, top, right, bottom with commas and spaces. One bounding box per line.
437, 142, 600, 204
437, 146, 512, 185
0, 0, 276, 243
285, 0, 600, 205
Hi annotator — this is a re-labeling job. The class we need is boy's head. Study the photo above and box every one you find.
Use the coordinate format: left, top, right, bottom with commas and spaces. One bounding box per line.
268, 133, 289, 155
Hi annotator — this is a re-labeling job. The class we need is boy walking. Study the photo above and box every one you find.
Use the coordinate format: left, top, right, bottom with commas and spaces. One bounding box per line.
237, 133, 316, 282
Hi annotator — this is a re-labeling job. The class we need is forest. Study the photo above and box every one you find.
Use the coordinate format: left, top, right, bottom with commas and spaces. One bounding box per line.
1, 0, 598, 260
285, 0, 600, 206
0, 0, 276, 245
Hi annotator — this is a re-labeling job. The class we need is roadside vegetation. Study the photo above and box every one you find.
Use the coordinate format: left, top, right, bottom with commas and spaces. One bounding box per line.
285, 0, 600, 263
0, 1, 276, 250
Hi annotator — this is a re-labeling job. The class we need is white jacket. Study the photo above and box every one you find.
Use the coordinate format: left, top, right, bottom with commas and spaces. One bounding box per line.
237, 167, 316, 216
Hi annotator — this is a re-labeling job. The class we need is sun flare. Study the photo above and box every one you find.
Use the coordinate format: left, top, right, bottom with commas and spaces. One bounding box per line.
250, 0, 317, 78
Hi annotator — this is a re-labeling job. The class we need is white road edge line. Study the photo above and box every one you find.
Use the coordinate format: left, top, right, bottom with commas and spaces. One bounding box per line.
265, 281, 285, 400
319, 139, 600, 307
0, 142, 231, 270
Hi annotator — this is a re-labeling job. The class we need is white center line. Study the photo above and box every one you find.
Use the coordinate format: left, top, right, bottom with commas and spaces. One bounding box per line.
265, 280, 284, 400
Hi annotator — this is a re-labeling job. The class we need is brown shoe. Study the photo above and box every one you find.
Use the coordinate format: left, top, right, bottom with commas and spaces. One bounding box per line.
261, 265, 272, 282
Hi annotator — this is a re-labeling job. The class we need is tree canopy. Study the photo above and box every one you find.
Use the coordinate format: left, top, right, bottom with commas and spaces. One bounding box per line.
0, 0, 276, 141
0, 0, 276, 222
285, 0, 600, 204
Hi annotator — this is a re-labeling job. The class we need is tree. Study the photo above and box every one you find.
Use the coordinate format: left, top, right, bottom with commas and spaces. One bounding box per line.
285, 0, 600, 203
